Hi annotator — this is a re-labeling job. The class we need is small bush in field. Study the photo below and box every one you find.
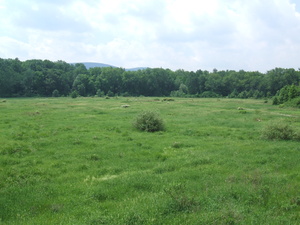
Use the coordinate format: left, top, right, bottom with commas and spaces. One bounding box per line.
52, 89, 60, 97
133, 111, 165, 132
70, 90, 79, 98
162, 98, 175, 102
261, 122, 298, 141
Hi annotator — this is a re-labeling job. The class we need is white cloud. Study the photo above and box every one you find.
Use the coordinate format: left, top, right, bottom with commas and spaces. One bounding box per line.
0, 37, 29, 59
0, 0, 300, 71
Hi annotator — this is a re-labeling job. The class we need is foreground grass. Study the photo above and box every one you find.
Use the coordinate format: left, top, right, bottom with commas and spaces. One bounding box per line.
0, 97, 299, 224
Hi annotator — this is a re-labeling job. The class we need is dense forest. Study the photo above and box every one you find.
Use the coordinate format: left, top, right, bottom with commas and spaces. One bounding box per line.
1, 58, 300, 99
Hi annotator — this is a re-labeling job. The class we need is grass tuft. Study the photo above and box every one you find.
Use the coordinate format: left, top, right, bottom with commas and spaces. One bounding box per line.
164, 183, 200, 214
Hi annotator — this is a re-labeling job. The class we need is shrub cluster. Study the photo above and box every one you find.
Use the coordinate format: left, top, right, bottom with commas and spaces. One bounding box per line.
261, 121, 300, 141
133, 111, 165, 132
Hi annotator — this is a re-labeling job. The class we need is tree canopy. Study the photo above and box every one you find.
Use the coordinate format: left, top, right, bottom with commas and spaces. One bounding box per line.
0, 58, 300, 98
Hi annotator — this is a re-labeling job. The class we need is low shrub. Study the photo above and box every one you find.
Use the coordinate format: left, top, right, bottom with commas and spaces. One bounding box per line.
286, 97, 300, 108
121, 92, 130, 97
96, 89, 104, 97
70, 90, 78, 98
200, 91, 220, 98
107, 90, 114, 97
273, 96, 279, 105
261, 121, 299, 141
133, 111, 165, 132
52, 89, 60, 97
162, 98, 175, 102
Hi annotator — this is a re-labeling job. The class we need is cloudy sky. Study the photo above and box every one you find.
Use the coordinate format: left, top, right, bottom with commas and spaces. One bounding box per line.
1, 0, 300, 72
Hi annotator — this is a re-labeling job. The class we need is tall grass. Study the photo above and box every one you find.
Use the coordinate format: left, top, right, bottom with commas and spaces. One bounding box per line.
0, 97, 299, 224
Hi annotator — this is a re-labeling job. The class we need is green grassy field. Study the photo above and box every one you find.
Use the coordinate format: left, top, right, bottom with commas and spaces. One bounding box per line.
0, 97, 299, 224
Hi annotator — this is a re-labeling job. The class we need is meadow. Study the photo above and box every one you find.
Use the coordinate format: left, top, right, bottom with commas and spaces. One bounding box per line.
0, 97, 299, 224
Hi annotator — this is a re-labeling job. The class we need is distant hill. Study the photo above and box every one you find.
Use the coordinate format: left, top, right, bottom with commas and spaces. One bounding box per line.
71, 62, 148, 71
125, 67, 148, 71
71, 62, 115, 69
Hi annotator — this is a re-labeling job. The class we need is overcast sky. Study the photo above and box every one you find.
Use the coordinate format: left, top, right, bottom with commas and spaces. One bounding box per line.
1, 0, 300, 72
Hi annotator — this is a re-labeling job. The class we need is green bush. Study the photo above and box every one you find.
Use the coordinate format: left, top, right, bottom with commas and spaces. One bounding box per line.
52, 89, 60, 97
162, 98, 175, 102
96, 89, 104, 97
70, 90, 79, 98
200, 91, 220, 98
133, 111, 165, 132
107, 90, 114, 97
170, 90, 185, 97
261, 121, 299, 141
286, 97, 300, 108
272, 96, 279, 105
275, 84, 300, 106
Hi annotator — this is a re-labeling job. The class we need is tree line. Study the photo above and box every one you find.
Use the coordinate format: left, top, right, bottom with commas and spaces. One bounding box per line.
1, 58, 300, 98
